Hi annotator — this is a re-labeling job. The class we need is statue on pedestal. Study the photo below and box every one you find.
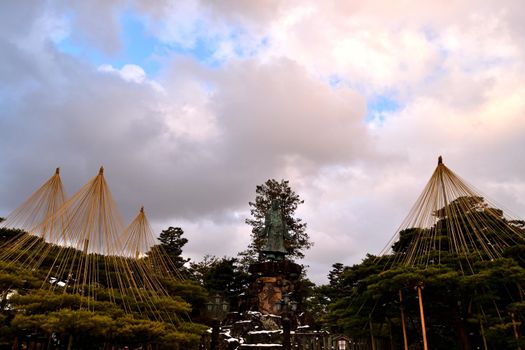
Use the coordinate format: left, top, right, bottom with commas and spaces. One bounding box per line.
247, 199, 301, 315
260, 199, 290, 261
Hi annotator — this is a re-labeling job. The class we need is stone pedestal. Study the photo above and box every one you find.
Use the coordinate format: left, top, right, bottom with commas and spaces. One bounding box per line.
248, 260, 302, 315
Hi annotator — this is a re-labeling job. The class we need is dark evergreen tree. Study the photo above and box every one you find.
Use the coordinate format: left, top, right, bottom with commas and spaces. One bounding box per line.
328, 263, 345, 289
243, 179, 311, 261
189, 256, 250, 312
0, 241, 206, 349
326, 198, 525, 350
158, 227, 189, 269
303, 263, 348, 330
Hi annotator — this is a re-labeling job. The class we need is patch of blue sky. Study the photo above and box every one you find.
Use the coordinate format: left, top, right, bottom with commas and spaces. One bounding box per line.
234, 33, 270, 59
198, 28, 269, 64
56, 37, 82, 56
55, 11, 223, 75
169, 36, 221, 67
366, 94, 401, 124
120, 12, 161, 75
121, 15, 244, 69
56, 10, 269, 74
55, 11, 162, 76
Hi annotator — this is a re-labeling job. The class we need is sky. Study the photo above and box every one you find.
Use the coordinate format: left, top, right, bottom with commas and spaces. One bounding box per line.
1, 0, 525, 283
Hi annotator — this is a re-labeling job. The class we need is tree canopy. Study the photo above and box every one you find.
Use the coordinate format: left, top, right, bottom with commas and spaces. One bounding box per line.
324, 197, 525, 350
243, 179, 312, 261
0, 226, 207, 350
157, 226, 190, 270
189, 255, 250, 313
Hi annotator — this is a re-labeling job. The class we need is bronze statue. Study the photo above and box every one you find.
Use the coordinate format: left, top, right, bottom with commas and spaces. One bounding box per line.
260, 199, 290, 260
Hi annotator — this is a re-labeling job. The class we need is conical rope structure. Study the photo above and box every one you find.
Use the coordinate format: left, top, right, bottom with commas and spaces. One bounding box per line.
380, 156, 525, 272
368, 157, 525, 350
0, 167, 189, 325
116, 206, 188, 323
119, 206, 183, 280
1, 168, 66, 236
0, 168, 71, 279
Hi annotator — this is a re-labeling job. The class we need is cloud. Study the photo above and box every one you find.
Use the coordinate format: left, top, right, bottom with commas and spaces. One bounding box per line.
99, 64, 147, 83
55, 0, 122, 54
2, 0, 525, 284
0, 11, 370, 280
210, 58, 369, 164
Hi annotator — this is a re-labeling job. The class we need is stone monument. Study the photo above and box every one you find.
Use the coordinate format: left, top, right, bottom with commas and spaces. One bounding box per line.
203, 200, 326, 350
248, 199, 302, 315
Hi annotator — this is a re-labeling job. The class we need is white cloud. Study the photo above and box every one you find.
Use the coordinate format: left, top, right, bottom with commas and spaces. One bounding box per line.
2, 0, 525, 284
99, 64, 147, 83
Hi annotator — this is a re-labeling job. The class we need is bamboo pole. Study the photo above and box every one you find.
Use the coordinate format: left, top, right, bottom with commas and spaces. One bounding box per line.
387, 316, 394, 350
511, 313, 522, 350
67, 335, 73, 350
399, 290, 409, 350
83, 239, 90, 255
416, 284, 428, 350
479, 316, 488, 350
369, 316, 377, 350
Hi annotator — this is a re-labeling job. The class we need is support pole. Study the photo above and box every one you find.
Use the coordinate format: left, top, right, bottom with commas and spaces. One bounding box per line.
417, 284, 428, 350
511, 313, 522, 350
388, 317, 394, 350
210, 319, 220, 350
67, 334, 73, 350
83, 239, 89, 255
399, 290, 409, 350
12, 336, 18, 350
369, 316, 377, 350
479, 316, 488, 350
283, 315, 291, 350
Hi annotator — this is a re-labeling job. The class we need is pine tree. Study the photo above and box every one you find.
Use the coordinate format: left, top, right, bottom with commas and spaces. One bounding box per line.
158, 227, 190, 269
243, 179, 311, 261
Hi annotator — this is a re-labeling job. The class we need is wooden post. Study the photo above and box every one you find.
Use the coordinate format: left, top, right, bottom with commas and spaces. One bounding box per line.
369, 316, 377, 350
511, 313, 522, 350
416, 284, 428, 350
388, 317, 395, 350
47, 335, 53, 350
399, 290, 409, 350
67, 334, 73, 350
83, 239, 90, 255
211, 319, 220, 350
479, 316, 488, 350
283, 315, 291, 350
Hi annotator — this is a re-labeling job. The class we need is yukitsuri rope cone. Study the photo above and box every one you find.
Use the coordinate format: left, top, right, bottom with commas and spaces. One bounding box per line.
117, 206, 188, 323
380, 156, 525, 272
0, 168, 66, 235
120, 206, 183, 280
0, 167, 187, 324
375, 156, 525, 350
0, 168, 70, 277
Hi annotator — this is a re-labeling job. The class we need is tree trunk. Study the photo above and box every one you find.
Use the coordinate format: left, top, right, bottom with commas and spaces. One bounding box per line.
67, 334, 73, 350
452, 303, 470, 350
